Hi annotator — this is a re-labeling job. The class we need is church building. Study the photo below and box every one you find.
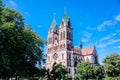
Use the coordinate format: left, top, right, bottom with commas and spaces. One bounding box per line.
46, 12, 99, 80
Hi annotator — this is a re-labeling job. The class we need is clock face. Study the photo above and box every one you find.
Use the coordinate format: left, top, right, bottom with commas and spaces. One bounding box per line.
53, 53, 58, 60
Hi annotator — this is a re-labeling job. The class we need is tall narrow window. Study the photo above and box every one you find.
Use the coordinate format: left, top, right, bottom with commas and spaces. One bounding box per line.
63, 31, 65, 39
86, 57, 89, 61
74, 69, 76, 74
69, 54, 71, 59
62, 21, 64, 26
62, 54, 64, 59
68, 68, 70, 74
61, 32, 62, 40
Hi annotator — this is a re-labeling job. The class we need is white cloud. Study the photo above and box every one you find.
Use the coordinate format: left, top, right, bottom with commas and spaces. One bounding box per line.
115, 14, 120, 21
96, 14, 120, 32
97, 39, 120, 48
9, 0, 16, 6
86, 26, 96, 31
100, 33, 116, 42
81, 31, 92, 39
117, 46, 120, 48
109, 39, 120, 44
97, 43, 108, 48
81, 38, 88, 42
80, 31, 92, 43
97, 20, 114, 31
100, 36, 111, 42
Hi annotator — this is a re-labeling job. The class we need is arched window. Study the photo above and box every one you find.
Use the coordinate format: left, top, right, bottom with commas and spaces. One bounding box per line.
68, 53, 71, 59
91, 56, 94, 63
62, 54, 64, 59
49, 38, 51, 43
74, 62, 77, 67
68, 68, 70, 74
67, 31, 69, 39
55, 37, 57, 40
63, 44, 65, 48
48, 48, 49, 51
56, 29, 57, 33
61, 32, 62, 40
60, 44, 62, 48
62, 21, 64, 26
86, 57, 89, 61
63, 31, 65, 39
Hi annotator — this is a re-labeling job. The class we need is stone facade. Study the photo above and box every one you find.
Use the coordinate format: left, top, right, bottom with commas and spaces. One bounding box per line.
46, 12, 98, 79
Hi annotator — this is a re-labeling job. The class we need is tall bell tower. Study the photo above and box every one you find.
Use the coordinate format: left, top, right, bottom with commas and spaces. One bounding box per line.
46, 17, 59, 70
59, 12, 74, 79
46, 12, 74, 79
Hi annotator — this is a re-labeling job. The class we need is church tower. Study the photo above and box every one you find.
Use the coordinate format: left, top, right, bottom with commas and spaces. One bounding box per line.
59, 12, 74, 79
46, 17, 59, 70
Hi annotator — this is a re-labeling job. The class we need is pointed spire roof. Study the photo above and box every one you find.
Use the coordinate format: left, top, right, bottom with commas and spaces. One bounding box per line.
62, 10, 69, 24
51, 13, 57, 30
51, 18, 57, 29
79, 40, 83, 49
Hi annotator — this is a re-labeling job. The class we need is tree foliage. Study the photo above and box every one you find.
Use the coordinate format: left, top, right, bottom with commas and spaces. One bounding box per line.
0, 0, 45, 78
93, 66, 104, 79
103, 53, 120, 80
50, 64, 67, 80
76, 62, 104, 80
76, 62, 93, 80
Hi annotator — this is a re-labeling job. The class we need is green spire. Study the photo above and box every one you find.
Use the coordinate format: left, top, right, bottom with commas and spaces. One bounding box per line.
79, 40, 83, 49
62, 10, 69, 24
51, 17, 57, 30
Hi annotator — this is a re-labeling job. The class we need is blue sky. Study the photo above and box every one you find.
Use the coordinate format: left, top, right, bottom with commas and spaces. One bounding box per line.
3, 0, 120, 64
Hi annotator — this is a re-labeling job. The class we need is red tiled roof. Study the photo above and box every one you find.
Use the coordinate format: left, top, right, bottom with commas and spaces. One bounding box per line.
73, 46, 94, 55
73, 47, 81, 55
81, 46, 94, 55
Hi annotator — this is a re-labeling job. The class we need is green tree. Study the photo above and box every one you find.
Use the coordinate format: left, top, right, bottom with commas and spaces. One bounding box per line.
0, 0, 45, 79
38, 67, 48, 78
50, 64, 67, 80
75, 62, 94, 80
103, 53, 120, 80
93, 66, 104, 80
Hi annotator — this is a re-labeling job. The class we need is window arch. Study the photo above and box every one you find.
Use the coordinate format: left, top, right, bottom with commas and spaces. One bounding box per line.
86, 57, 89, 61
62, 54, 64, 59
91, 56, 94, 63
62, 21, 64, 26
60, 32, 62, 40
68, 68, 70, 74
63, 44, 65, 48
63, 31, 65, 39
